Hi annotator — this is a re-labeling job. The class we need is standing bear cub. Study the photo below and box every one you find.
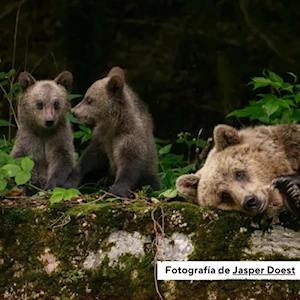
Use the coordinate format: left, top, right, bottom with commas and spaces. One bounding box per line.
176, 124, 300, 216
11, 71, 75, 190
66, 66, 161, 197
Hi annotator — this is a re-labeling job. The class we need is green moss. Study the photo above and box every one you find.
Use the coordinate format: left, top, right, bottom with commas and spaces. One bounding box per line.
1, 201, 300, 299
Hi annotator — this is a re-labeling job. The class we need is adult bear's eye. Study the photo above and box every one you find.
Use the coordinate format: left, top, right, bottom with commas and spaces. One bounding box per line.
235, 170, 245, 181
36, 102, 43, 110
220, 192, 232, 203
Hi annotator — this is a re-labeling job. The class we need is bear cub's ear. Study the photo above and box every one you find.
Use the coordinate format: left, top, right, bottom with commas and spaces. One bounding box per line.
107, 66, 125, 97
18, 72, 36, 91
54, 71, 73, 93
214, 124, 240, 152
176, 174, 200, 204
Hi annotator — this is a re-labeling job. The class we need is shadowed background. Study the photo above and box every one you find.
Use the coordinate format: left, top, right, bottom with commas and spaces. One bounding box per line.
1, 0, 300, 140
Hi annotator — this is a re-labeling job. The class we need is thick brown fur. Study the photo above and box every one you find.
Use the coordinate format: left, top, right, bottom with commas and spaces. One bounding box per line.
11, 71, 75, 189
65, 67, 161, 197
176, 124, 300, 215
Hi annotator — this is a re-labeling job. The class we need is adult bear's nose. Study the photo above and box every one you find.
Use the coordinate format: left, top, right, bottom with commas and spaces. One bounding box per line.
243, 195, 259, 211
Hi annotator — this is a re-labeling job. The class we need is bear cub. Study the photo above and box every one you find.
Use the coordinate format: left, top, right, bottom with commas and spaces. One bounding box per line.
11, 71, 75, 190
66, 66, 161, 197
176, 124, 300, 216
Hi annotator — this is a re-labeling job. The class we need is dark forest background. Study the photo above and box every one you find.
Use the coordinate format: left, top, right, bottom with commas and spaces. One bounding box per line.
1, 0, 300, 140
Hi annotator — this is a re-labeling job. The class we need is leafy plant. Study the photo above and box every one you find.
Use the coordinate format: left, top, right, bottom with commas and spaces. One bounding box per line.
228, 70, 300, 124
156, 132, 205, 196
0, 69, 20, 140
73, 124, 92, 144
0, 151, 34, 194
50, 187, 80, 205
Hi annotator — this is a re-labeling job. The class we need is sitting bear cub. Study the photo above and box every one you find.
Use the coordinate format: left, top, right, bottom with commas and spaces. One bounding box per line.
176, 124, 300, 216
11, 71, 74, 190
66, 66, 161, 197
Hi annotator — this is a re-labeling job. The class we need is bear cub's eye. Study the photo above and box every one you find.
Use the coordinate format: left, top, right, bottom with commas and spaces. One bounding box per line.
86, 97, 93, 105
53, 101, 60, 110
36, 102, 43, 110
220, 192, 232, 203
235, 170, 245, 181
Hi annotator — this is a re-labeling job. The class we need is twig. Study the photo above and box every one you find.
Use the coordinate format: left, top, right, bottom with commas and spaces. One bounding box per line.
193, 137, 213, 171
151, 202, 165, 300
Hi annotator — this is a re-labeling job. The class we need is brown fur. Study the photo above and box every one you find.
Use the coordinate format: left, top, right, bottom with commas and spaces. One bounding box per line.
65, 67, 161, 197
176, 124, 300, 215
11, 71, 74, 189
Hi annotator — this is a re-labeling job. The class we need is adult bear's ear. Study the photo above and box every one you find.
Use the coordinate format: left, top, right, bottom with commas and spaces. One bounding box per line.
214, 124, 240, 152
54, 71, 73, 93
176, 174, 200, 204
18, 72, 36, 91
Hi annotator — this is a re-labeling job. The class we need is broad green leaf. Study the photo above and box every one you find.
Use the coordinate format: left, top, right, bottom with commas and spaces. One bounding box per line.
21, 157, 34, 172
0, 72, 5, 79
1, 80, 9, 86
0, 179, 7, 191
295, 92, 300, 103
81, 134, 91, 144
73, 131, 85, 138
159, 189, 177, 199
264, 102, 279, 117
0, 152, 14, 167
50, 192, 65, 204
2, 164, 21, 177
250, 77, 272, 89
7, 69, 16, 77
158, 144, 172, 156
53, 187, 67, 194
79, 125, 91, 134
64, 188, 80, 200
266, 70, 283, 84
15, 170, 31, 185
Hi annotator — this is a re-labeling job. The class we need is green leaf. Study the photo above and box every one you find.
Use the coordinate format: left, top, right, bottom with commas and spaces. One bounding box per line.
266, 70, 283, 84
264, 102, 279, 117
158, 144, 172, 156
73, 131, 85, 138
159, 189, 177, 199
295, 92, 300, 103
64, 188, 80, 200
69, 94, 83, 101
2, 164, 21, 177
21, 157, 34, 172
250, 77, 272, 89
7, 69, 16, 78
15, 170, 31, 185
53, 187, 67, 194
0, 120, 15, 127
0, 72, 5, 79
79, 125, 91, 134
287, 72, 297, 83
1, 80, 9, 86
81, 134, 91, 144
0, 179, 7, 191
50, 192, 65, 204
67, 112, 82, 124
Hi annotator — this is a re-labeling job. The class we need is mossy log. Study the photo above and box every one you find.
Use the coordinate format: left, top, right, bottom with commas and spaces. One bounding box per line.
1, 199, 300, 299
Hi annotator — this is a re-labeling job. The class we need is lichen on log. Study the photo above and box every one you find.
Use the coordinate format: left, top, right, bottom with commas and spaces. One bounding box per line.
1, 199, 300, 299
